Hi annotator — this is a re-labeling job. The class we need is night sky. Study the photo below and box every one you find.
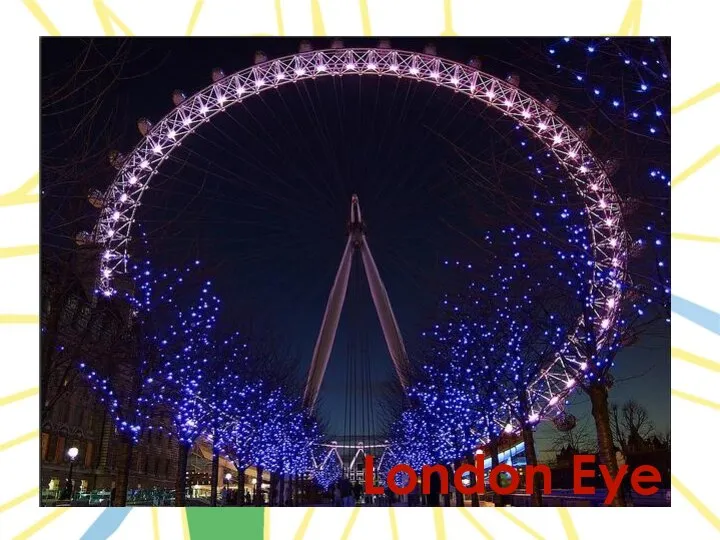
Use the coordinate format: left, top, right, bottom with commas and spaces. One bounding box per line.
41, 38, 670, 455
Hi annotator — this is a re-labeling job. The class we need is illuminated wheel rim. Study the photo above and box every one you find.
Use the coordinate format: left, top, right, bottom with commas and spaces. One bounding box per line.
91, 47, 628, 424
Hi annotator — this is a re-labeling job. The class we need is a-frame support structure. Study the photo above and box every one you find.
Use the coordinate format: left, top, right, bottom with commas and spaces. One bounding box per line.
303, 195, 411, 410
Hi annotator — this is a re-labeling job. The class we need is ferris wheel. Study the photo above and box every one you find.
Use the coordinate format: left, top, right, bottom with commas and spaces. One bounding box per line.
81, 41, 628, 436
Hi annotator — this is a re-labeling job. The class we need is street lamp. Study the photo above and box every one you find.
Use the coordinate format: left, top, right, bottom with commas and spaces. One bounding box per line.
65, 447, 79, 500
223, 473, 232, 505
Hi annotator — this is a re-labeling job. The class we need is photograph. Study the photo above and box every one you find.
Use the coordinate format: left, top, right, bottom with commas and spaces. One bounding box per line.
39, 36, 670, 508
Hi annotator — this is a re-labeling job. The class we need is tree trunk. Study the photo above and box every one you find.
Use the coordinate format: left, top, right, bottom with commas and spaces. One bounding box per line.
175, 445, 189, 507
113, 439, 133, 507
255, 466, 264, 505
268, 472, 276, 505
237, 468, 246, 506
522, 426, 542, 507
466, 454, 479, 507
210, 450, 219, 507
587, 382, 626, 506
278, 473, 286, 506
489, 439, 502, 507
454, 460, 465, 507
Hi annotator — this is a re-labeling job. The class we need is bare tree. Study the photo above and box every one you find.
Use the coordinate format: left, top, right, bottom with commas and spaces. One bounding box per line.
40, 250, 131, 423
41, 39, 163, 421
611, 400, 655, 454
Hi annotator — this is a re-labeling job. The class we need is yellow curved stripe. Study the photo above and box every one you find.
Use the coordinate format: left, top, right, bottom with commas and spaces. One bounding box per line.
388, 507, 399, 540
0, 431, 38, 453
441, 0, 456, 36
14, 508, 69, 540
672, 476, 720, 533
21, 0, 60, 35
558, 508, 578, 540
93, 0, 134, 36
359, 0, 372, 35
340, 507, 360, 540
264, 507, 271, 540
497, 508, 545, 540
458, 508, 493, 540
672, 145, 720, 188
672, 232, 720, 244
0, 174, 38, 207
274, 0, 285, 35
672, 389, 720, 411
0, 315, 39, 325
0, 245, 39, 259
433, 508, 447, 539
0, 388, 38, 407
294, 508, 315, 540
152, 508, 160, 540
672, 83, 720, 115
0, 488, 37, 514
185, 0, 204, 36
181, 508, 191, 540
617, 0, 643, 35
672, 348, 720, 372
310, 0, 326, 35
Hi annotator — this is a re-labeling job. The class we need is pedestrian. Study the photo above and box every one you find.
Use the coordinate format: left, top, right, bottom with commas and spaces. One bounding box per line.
614, 447, 634, 506
409, 480, 420, 507
340, 478, 353, 507
428, 471, 442, 507
385, 485, 395, 507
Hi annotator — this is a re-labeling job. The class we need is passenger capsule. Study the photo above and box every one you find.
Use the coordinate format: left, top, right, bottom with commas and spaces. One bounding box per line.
467, 56, 481, 69
87, 189, 105, 208
172, 90, 187, 106
211, 68, 225, 82
137, 118, 152, 137
630, 239, 646, 257
505, 73, 520, 86
108, 150, 126, 170
544, 95, 559, 112
299, 40, 313, 52
424, 43, 437, 56
254, 51, 268, 64
75, 231, 93, 246
604, 158, 620, 176
552, 412, 577, 432
330, 39, 344, 49
622, 197, 639, 216
378, 39, 391, 49
576, 125, 591, 141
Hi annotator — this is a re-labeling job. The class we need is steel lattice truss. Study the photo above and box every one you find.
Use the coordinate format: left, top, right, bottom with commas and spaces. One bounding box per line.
311, 441, 391, 481
90, 47, 628, 425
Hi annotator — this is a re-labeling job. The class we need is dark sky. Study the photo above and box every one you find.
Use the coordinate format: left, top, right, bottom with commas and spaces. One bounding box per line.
41, 38, 670, 453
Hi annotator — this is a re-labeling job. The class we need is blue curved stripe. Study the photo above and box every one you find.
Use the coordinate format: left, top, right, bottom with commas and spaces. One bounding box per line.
672, 295, 720, 336
80, 508, 132, 540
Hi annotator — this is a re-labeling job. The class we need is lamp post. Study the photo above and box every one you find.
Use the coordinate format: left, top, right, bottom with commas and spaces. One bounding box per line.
65, 447, 79, 500
224, 473, 231, 505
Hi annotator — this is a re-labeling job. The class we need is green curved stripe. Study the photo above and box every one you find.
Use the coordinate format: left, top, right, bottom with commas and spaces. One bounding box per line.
186, 507, 264, 539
